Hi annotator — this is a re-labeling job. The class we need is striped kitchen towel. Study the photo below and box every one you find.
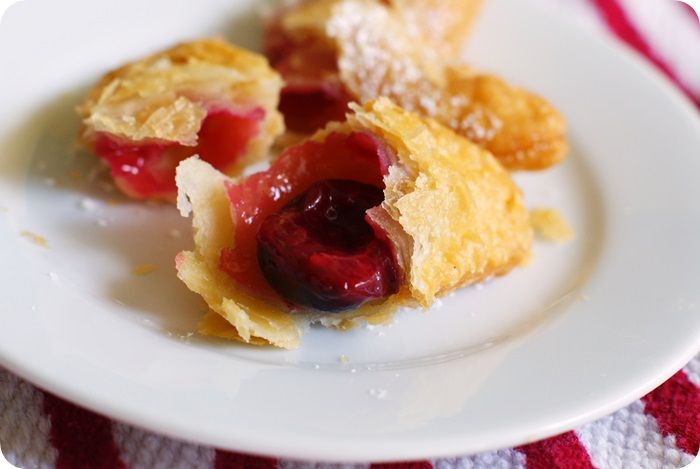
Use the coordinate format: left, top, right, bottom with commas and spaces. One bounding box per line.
1, 0, 699, 468
1, 358, 698, 468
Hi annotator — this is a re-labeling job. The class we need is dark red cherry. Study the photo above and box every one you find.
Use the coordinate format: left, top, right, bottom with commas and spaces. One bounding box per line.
278, 84, 351, 134
257, 180, 399, 312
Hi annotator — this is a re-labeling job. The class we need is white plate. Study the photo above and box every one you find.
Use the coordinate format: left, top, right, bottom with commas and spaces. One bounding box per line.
1, 0, 700, 463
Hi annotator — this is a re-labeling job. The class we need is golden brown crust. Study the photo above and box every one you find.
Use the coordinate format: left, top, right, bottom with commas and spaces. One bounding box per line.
387, 0, 483, 64
274, 0, 568, 170
176, 99, 532, 348
175, 158, 300, 349
344, 99, 533, 304
280, 0, 481, 64
441, 69, 569, 171
77, 38, 283, 174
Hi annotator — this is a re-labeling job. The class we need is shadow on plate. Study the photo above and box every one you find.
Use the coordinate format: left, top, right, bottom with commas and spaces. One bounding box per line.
0, 88, 211, 340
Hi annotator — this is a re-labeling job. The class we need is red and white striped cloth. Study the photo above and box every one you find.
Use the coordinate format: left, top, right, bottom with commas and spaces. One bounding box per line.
1, 359, 699, 468
1, 0, 699, 468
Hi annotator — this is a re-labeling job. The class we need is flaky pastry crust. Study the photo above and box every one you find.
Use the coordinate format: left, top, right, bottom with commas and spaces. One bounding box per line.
175, 99, 531, 349
77, 38, 283, 175
386, 0, 483, 64
271, 0, 568, 170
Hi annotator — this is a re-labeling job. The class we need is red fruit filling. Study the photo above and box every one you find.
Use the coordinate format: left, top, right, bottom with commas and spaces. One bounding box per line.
257, 180, 398, 311
94, 108, 264, 200
265, 19, 351, 134
219, 131, 400, 311
278, 82, 351, 134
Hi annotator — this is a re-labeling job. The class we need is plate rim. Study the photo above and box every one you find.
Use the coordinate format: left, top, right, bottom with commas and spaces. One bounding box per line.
1, 0, 700, 462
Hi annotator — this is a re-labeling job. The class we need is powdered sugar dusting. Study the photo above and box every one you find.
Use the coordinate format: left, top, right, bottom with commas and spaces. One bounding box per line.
324, 0, 500, 142
327, 1, 436, 113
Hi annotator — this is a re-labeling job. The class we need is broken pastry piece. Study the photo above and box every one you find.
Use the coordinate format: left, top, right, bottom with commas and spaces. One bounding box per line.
77, 38, 283, 201
175, 99, 532, 349
266, 0, 567, 170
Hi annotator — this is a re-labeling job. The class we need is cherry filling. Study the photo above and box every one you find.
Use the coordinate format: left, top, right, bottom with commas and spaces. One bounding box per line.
278, 83, 351, 134
218, 131, 400, 311
257, 180, 398, 312
94, 108, 264, 200
265, 18, 352, 134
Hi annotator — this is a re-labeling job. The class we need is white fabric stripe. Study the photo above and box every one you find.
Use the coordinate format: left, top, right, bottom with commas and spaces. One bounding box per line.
278, 462, 370, 469
0, 369, 57, 469
432, 449, 526, 469
525, 0, 608, 35
617, 0, 700, 96
683, 356, 700, 388
112, 421, 215, 469
577, 400, 694, 469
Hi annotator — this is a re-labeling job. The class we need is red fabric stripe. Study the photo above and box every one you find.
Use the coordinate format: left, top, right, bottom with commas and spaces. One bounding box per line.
370, 462, 433, 469
591, 0, 700, 108
214, 449, 278, 469
42, 393, 124, 469
642, 371, 700, 455
517, 431, 596, 469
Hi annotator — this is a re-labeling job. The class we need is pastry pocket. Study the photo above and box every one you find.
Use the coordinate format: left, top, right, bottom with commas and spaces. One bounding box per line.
265, 0, 567, 170
77, 38, 283, 201
175, 98, 532, 349
387, 0, 484, 64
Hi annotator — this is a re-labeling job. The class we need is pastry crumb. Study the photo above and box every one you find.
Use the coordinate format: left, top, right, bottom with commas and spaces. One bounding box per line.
20, 231, 49, 248
132, 264, 157, 276
79, 198, 99, 212
530, 208, 573, 242
337, 319, 358, 331
339, 354, 351, 363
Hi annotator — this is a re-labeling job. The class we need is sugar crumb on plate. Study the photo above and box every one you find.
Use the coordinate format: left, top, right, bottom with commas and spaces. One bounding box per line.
367, 388, 388, 399
78, 198, 99, 212
20, 231, 49, 248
